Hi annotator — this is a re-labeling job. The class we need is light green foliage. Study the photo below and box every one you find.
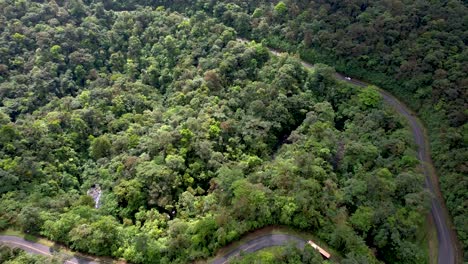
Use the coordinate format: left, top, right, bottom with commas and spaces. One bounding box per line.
183, 0, 468, 257
12, 33, 25, 42
114, 179, 145, 218
165, 154, 186, 171
208, 122, 221, 138
350, 206, 374, 233
50, 45, 62, 59
0, 2, 430, 264
358, 86, 381, 108
274, 2, 287, 16
252, 8, 263, 18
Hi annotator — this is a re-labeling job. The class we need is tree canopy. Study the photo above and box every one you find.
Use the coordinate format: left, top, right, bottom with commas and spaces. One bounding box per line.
0, 1, 441, 263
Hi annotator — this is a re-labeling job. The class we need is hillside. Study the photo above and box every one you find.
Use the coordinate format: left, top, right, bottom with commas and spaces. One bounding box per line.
0, 1, 458, 263
149, 0, 468, 259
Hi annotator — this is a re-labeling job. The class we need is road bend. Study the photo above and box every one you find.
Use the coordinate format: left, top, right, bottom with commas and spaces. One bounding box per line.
0, 40, 460, 264
211, 234, 306, 264
333, 72, 459, 264
215, 39, 460, 264
0, 235, 99, 264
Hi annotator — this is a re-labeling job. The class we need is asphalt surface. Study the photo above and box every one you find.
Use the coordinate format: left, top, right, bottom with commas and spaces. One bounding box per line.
0, 235, 99, 264
211, 234, 307, 264
211, 41, 459, 264
333, 73, 457, 264
0, 41, 458, 264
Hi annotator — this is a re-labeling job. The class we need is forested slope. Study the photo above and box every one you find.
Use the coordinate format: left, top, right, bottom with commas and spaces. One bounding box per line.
139, 0, 468, 259
0, 1, 432, 263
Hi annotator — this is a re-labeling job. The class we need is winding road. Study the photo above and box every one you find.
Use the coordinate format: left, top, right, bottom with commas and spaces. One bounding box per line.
333, 73, 459, 264
210, 41, 460, 264
212, 234, 306, 264
0, 235, 99, 264
0, 41, 460, 264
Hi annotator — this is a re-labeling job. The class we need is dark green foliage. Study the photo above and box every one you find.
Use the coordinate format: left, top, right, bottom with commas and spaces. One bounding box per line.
17, 206, 43, 235
143, 0, 467, 259
90, 135, 112, 160
0, 1, 432, 263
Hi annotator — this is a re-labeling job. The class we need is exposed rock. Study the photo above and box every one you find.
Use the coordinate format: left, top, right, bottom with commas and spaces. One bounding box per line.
87, 184, 102, 209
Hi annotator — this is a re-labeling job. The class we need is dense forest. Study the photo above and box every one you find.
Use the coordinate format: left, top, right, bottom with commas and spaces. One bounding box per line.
130, 0, 468, 259
0, 0, 458, 264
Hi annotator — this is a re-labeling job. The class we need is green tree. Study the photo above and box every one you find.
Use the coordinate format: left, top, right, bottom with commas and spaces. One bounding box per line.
114, 179, 146, 218
274, 2, 288, 16
90, 135, 111, 160
349, 206, 374, 234
0, 169, 18, 194
358, 86, 381, 109
17, 206, 42, 234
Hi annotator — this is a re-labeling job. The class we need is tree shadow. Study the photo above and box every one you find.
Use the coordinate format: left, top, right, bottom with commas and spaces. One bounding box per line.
49, 242, 61, 254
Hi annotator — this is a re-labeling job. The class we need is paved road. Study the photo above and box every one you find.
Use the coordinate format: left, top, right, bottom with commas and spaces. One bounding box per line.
332, 73, 459, 264
0, 236, 99, 264
212, 234, 306, 264
212, 40, 460, 264
0, 41, 459, 264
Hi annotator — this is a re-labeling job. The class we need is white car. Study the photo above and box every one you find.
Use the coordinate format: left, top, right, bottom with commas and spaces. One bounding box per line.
345, 76, 352, 80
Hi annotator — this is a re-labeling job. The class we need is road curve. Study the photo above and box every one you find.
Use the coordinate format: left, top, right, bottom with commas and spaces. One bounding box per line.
211, 234, 307, 264
0, 40, 459, 264
0, 235, 99, 264
333, 73, 459, 264
215, 39, 460, 264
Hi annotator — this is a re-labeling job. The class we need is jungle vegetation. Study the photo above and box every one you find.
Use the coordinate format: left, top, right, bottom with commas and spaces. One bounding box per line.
133, 0, 468, 259
0, 0, 461, 263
